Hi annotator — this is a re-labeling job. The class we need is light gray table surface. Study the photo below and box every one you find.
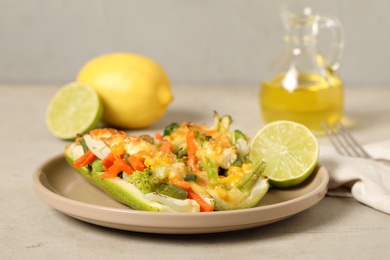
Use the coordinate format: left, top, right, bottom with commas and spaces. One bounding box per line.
1, 84, 389, 259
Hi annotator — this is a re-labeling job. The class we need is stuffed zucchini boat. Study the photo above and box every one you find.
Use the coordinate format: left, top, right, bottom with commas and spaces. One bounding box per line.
65, 113, 269, 212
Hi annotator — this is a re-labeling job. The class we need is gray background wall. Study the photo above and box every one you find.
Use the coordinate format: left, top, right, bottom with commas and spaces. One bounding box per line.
1, 0, 390, 87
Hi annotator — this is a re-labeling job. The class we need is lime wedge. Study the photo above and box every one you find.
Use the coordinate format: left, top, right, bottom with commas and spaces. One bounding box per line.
46, 82, 103, 140
249, 121, 319, 188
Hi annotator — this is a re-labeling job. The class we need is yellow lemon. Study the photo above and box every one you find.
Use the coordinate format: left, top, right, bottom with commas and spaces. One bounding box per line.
76, 53, 173, 129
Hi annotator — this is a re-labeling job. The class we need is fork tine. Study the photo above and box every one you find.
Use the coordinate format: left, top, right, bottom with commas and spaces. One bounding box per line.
321, 121, 351, 156
335, 122, 372, 159
323, 121, 390, 165
321, 121, 372, 159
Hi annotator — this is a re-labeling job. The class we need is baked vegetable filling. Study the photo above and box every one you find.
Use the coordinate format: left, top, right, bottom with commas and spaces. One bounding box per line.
65, 112, 269, 212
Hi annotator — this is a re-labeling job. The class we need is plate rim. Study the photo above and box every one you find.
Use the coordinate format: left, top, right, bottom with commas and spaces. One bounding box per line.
33, 154, 329, 234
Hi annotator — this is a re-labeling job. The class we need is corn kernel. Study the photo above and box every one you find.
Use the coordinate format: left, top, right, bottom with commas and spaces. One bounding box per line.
111, 143, 126, 155
214, 186, 227, 200
227, 166, 242, 176
242, 163, 253, 173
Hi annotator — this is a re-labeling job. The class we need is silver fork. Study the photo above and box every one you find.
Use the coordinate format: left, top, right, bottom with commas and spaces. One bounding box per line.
321, 121, 390, 166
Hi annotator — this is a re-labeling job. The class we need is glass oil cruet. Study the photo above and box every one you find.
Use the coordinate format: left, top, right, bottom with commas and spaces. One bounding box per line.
260, 1, 345, 134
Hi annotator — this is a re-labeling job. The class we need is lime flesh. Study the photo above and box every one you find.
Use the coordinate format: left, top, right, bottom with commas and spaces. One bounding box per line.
249, 121, 319, 188
46, 82, 103, 140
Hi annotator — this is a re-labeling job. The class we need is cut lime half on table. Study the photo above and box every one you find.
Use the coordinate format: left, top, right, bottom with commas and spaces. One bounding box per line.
249, 121, 319, 188
46, 82, 103, 140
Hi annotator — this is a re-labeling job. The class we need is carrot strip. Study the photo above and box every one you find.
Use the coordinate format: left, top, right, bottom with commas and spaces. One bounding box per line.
74, 150, 96, 168
169, 178, 213, 212
170, 179, 191, 190
102, 152, 118, 168
114, 158, 134, 174
128, 155, 146, 171
159, 140, 173, 153
186, 130, 200, 172
100, 164, 122, 179
155, 132, 163, 142
187, 188, 214, 212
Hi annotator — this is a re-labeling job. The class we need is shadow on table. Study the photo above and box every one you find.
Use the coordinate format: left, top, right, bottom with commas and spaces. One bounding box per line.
58, 196, 357, 244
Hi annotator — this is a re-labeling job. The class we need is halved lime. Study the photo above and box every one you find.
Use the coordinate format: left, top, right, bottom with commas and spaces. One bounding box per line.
249, 121, 319, 188
46, 82, 103, 140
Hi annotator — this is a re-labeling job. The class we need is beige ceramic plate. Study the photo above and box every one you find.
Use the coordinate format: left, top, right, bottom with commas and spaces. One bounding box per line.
33, 154, 329, 234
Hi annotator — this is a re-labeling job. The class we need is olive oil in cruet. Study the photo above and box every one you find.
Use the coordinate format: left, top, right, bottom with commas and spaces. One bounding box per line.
260, 1, 345, 134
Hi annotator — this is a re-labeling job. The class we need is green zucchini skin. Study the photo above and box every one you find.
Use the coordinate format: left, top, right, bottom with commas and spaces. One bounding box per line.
64, 150, 161, 212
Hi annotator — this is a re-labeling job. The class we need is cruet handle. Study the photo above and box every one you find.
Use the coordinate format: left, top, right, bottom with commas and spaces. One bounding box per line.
318, 15, 345, 71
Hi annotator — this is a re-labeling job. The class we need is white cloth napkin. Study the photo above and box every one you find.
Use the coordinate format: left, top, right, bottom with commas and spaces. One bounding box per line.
319, 139, 390, 215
